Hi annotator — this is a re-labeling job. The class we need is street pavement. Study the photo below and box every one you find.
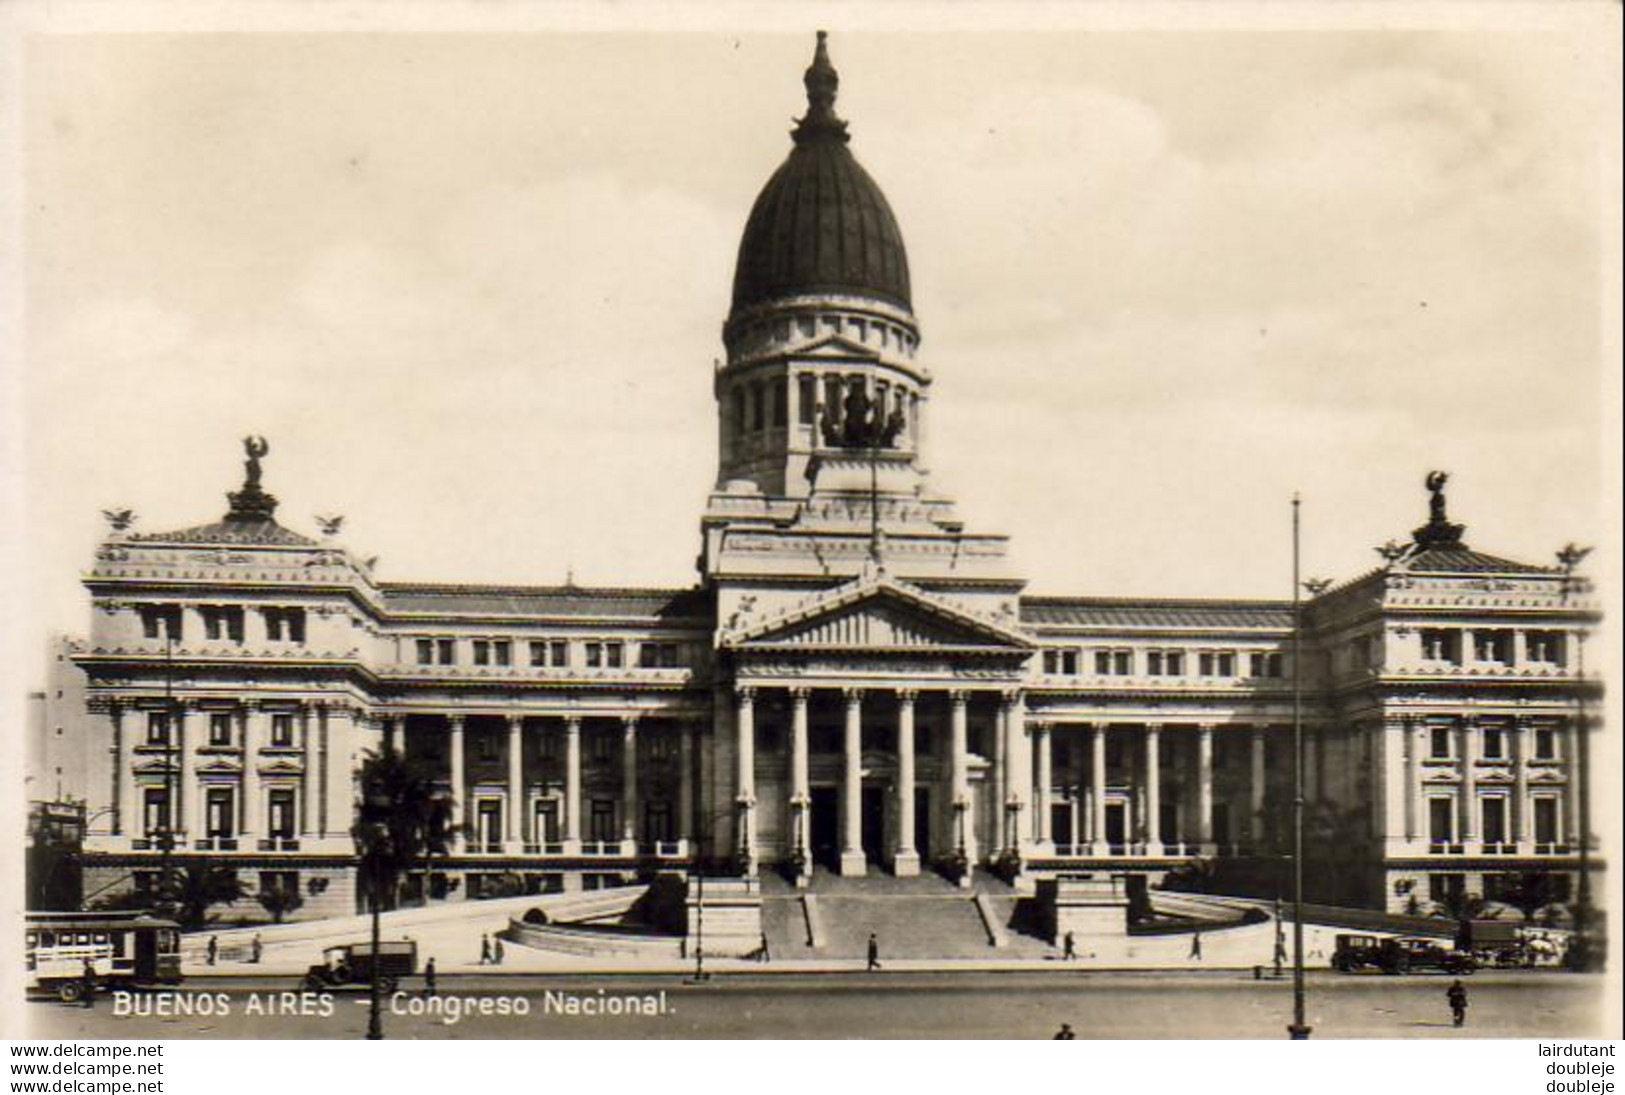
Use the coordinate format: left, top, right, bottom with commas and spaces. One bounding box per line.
25, 970, 1607, 1040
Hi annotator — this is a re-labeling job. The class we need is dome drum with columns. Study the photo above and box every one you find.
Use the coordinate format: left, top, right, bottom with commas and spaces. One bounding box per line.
37, 34, 1601, 929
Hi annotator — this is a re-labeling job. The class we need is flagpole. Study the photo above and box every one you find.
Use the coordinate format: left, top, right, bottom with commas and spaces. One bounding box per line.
1288, 493, 1311, 1039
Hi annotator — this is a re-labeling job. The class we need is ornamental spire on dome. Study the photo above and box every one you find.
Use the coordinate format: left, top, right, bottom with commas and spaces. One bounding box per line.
794, 31, 849, 145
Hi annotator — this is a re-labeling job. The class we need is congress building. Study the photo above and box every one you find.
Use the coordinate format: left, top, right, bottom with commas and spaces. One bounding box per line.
35, 34, 1602, 924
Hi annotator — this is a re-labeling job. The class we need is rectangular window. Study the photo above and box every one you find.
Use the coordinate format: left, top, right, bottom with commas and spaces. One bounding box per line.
662, 643, 680, 668
1533, 798, 1560, 844
493, 641, 510, 667
1534, 727, 1557, 760
530, 640, 547, 667
585, 642, 602, 668
201, 606, 245, 642
208, 712, 233, 747
1215, 652, 1235, 677
1421, 628, 1461, 664
143, 788, 171, 838
1430, 726, 1453, 759
1146, 651, 1163, 676
263, 608, 306, 643
205, 787, 235, 838
605, 642, 624, 669
146, 712, 171, 746
1095, 650, 1111, 675
417, 639, 435, 666
1481, 726, 1505, 760
473, 640, 490, 666
1474, 630, 1512, 665
640, 643, 660, 669
267, 790, 296, 839
1525, 631, 1566, 666
437, 639, 456, 665
139, 606, 184, 642
1060, 649, 1078, 675
1112, 651, 1132, 676
590, 800, 617, 842
1481, 797, 1508, 844
644, 801, 673, 844
1429, 797, 1455, 844
534, 800, 560, 843
270, 713, 295, 748
798, 375, 817, 425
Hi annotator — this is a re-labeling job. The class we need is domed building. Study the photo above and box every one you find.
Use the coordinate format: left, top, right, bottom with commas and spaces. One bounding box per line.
35, 35, 1600, 943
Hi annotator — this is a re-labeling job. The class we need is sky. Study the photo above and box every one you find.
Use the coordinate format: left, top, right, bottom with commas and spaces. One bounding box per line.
12, 9, 1620, 682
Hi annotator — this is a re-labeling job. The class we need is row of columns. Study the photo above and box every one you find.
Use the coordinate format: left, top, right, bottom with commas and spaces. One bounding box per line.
430, 713, 694, 852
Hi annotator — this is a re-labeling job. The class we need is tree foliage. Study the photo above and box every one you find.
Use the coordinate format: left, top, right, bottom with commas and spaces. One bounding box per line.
353, 748, 455, 913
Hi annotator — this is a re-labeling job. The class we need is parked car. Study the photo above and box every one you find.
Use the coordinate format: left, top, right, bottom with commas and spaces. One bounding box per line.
1331, 934, 1475, 974
301, 940, 416, 994
1330, 934, 1385, 972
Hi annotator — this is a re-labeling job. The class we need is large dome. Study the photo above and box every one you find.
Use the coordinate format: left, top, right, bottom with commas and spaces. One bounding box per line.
729, 34, 912, 317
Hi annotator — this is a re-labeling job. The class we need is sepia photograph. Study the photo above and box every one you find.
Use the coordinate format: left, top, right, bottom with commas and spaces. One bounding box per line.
3, 1, 1619, 1047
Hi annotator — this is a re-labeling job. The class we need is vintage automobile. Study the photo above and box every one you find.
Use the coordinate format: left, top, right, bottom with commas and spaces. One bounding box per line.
26, 912, 183, 1002
1331, 934, 1476, 975
301, 940, 417, 994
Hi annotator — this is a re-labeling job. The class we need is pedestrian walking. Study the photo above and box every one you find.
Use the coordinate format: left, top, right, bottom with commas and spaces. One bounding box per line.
423, 957, 438, 998
1053, 1022, 1076, 1040
250, 934, 263, 964
1189, 931, 1203, 961
1062, 931, 1076, 960
78, 957, 96, 1009
1447, 979, 1468, 1027
479, 934, 492, 965
866, 932, 881, 971
206, 935, 218, 966
492, 936, 505, 966
757, 931, 771, 963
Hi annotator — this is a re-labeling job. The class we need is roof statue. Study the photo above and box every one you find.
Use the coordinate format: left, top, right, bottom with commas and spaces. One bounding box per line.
225, 434, 280, 524
100, 508, 137, 533
1411, 468, 1466, 551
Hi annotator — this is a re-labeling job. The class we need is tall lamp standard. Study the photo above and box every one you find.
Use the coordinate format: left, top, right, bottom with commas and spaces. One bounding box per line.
1555, 543, 1594, 969
1286, 495, 1313, 1041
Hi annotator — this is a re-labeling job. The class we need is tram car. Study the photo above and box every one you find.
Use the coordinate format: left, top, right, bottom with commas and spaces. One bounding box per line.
25, 911, 183, 1002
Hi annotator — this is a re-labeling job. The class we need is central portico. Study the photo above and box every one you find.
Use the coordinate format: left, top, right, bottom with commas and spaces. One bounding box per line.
721, 569, 1034, 882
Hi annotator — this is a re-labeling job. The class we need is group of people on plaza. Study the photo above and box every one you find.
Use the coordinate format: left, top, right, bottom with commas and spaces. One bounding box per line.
203, 933, 263, 965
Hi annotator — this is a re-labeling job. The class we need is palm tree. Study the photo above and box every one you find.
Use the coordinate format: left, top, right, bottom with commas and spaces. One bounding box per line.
353, 746, 454, 1040
1433, 887, 1489, 923
256, 883, 304, 924
1493, 872, 1568, 924
166, 862, 247, 931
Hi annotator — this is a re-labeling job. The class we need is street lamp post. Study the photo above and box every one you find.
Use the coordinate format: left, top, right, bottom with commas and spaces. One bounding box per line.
1555, 543, 1594, 970
1287, 495, 1312, 1040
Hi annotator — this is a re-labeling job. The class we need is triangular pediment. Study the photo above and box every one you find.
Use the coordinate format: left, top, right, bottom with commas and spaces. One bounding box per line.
724, 573, 1033, 652
791, 334, 883, 362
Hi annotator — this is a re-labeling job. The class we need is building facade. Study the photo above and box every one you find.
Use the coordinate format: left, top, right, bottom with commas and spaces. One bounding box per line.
37, 34, 1602, 921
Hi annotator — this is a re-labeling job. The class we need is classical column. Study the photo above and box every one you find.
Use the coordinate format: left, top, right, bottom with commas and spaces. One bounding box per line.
1513, 717, 1532, 847
1034, 722, 1053, 848
1144, 723, 1163, 853
507, 715, 525, 851
736, 688, 757, 869
1304, 732, 1319, 804
1250, 725, 1267, 845
1563, 716, 1581, 850
1411, 718, 1428, 844
894, 689, 919, 876
840, 688, 866, 876
563, 716, 582, 847
950, 690, 973, 868
177, 707, 194, 840
114, 705, 134, 837
1459, 717, 1478, 846
621, 715, 640, 849
1090, 722, 1108, 854
447, 714, 466, 851
992, 694, 1008, 851
299, 705, 316, 837
324, 706, 357, 843
1197, 723, 1215, 848
316, 705, 330, 838
1006, 691, 1031, 848
241, 705, 260, 841
678, 719, 695, 846
790, 688, 812, 874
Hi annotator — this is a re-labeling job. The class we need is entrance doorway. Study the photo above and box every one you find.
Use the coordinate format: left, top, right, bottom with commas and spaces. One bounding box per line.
861, 786, 885, 864
1051, 803, 1073, 848
914, 788, 932, 861
810, 787, 839, 869
1105, 801, 1127, 847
